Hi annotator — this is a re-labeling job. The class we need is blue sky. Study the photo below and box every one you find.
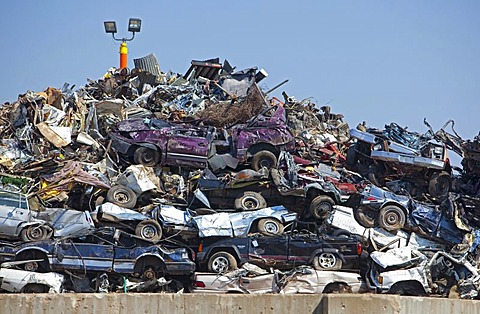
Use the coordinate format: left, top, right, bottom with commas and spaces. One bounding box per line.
1, 1, 479, 165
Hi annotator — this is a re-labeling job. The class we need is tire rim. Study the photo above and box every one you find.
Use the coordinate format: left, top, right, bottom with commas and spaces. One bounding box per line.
24, 261, 39, 272
384, 210, 400, 226
143, 267, 156, 280
314, 202, 331, 218
259, 158, 274, 168
318, 253, 336, 269
242, 197, 259, 210
141, 150, 155, 164
212, 256, 229, 273
114, 192, 130, 203
264, 221, 279, 234
28, 227, 44, 241
140, 225, 157, 239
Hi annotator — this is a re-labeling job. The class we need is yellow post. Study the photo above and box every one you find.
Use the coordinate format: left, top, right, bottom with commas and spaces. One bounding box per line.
120, 41, 128, 69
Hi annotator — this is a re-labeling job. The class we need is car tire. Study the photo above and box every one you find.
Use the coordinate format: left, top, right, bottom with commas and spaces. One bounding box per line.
378, 205, 406, 231
313, 252, 343, 270
257, 218, 284, 236
21, 284, 50, 293
354, 206, 377, 228
251, 150, 277, 171
135, 219, 163, 242
208, 252, 238, 273
133, 147, 160, 167
20, 225, 49, 242
107, 185, 137, 209
428, 171, 451, 197
323, 282, 352, 294
309, 195, 335, 220
234, 191, 267, 211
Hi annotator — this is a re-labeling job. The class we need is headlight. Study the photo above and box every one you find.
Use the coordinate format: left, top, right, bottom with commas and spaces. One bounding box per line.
182, 252, 189, 259
378, 276, 383, 285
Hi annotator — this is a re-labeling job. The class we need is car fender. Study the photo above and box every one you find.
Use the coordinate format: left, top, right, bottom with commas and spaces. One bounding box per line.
204, 244, 243, 263
305, 183, 341, 203
15, 246, 51, 259
135, 252, 164, 263
136, 142, 160, 152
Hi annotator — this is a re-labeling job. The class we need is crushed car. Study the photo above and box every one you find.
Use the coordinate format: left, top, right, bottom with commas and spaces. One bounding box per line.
347, 121, 452, 198
0, 228, 195, 282
196, 228, 366, 273
109, 105, 295, 171
0, 260, 64, 293
92, 203, 296, 241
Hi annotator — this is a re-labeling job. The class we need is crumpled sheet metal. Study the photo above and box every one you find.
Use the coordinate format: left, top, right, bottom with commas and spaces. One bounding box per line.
116, 165, 162, 195
38, 160, 110, 200
280, 269, 364, 294
34, 208, 95, 238
93, 202, 148, 222
370, 247, 427, 269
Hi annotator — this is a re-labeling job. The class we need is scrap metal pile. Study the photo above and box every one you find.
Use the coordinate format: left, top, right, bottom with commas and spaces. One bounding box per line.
0, 55, 480, 298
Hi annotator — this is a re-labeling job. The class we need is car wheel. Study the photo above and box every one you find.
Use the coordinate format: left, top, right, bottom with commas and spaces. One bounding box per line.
251, 150, 277, 171
389, 281, 427, 296
378, 205, 406, 231
21, 283, 50, 293
133, 147, 160, 167
234, 191, 267, 211
428, 171, 451, 197
354, 206, 377, 228
142, 266, 158, 281
257, 218, 284, 236
309, 195, 335, 220
16, 251, 50, 272
323, 282, 352, 294
208, 252, 238, 273
135, 219, 163, 242
20, 225, 49, 242
313, 252, 342, 270
107, 185, 137, 209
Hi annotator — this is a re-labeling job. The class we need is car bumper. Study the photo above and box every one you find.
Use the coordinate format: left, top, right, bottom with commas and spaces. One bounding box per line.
165, 261, 196, 275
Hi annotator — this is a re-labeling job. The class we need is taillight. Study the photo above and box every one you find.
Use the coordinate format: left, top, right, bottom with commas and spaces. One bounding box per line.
357, 242, 363, 255
198, 243, 203, 253
193, 281, 206, 288
366, 196, 378, 201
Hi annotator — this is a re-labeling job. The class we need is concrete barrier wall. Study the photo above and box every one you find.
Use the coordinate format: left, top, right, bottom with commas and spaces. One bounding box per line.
0, 293, 478, 314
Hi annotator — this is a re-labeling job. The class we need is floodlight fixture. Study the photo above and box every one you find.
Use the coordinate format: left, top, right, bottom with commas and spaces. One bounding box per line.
104, 21, 117, 34
128, 18, 142, 33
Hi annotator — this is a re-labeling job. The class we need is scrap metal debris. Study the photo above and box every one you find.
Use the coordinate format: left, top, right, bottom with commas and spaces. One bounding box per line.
0, 54, 480, 298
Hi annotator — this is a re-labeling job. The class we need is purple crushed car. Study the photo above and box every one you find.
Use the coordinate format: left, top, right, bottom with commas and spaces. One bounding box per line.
109, 106, 295, 170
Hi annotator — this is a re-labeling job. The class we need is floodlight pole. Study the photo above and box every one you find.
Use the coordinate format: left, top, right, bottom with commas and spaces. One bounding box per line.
119, 41, 128, 69
111, 33, 135, 69
104, 19, 141, 69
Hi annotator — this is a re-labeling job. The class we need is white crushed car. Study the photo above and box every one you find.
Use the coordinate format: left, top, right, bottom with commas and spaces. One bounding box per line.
0, 261, 64, 293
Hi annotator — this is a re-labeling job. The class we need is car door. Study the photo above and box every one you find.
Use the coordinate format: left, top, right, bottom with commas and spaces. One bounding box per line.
248, 235, 288, 268
287, 233, 323, 266
0, 191, 31, 236
165, 128, 210, 167
52, 240, 114, 272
